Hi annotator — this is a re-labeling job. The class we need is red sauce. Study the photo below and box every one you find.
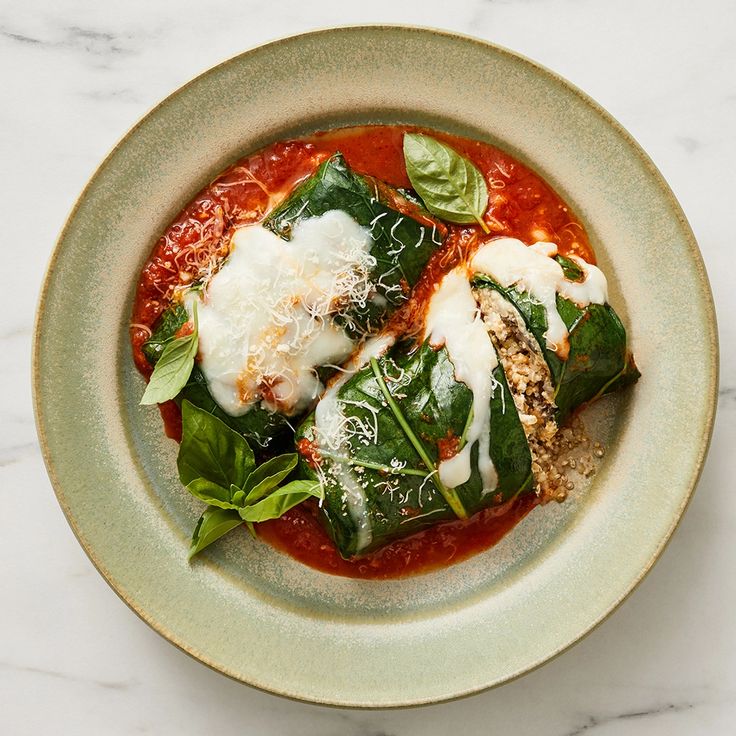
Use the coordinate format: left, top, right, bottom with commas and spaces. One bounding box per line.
257, 494, 538, 580
130, 124, 592, 578
436, 430, 461, 461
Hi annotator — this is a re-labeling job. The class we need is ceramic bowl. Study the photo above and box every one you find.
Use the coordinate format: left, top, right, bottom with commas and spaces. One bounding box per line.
33, 26, 717, 707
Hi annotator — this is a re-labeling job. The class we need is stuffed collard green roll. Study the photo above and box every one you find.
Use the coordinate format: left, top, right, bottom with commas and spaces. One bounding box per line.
142, 154, 444, 447
296, 328, 533, 557
470, 239, 640, 424
297, 238, 639, 559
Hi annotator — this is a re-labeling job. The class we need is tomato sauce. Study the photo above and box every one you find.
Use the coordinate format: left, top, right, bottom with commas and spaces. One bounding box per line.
131, 124, 591, 578
258, 494, 538, 579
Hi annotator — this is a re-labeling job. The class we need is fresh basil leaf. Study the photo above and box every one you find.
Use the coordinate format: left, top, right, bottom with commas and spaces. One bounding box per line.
230, 486, 246, 506
177, 400, 255, 490
140, 303, 198, 405
403, 133, 489, 231
188, 506, 242, 559
185, 478, 235, 509
243, 453, 298, 503
239, 480, 323, 523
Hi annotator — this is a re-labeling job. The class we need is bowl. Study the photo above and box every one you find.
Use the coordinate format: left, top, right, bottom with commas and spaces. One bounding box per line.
33, 25, 717, 707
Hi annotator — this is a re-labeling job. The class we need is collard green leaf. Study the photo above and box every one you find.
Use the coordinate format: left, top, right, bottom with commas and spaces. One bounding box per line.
177, 400, 255, 490
553, 300, 632, 420
142, 155, 443, 447
243, 453, 298, 503
238, 480, 323, 523
368, 357, 467, 519
403, 133, 489, 231
264, 153, 444, 334
181, 365, 290, 451
598, 353, 641, 398
140, 304, 198, 405
296, 341, 531, 558
188, 507, 243, 559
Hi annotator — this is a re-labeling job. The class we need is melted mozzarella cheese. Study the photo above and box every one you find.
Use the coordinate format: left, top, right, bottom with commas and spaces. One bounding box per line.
424, 269, 499, 493
470, 238, 608, 358
188, 210, 377, 417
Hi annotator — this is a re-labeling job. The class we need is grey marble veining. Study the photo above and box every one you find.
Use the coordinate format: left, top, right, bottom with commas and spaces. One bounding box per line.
2, 0, 734, 733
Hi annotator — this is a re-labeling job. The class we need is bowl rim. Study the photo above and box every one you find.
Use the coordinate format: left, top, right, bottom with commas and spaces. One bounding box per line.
32, 24, 719, 708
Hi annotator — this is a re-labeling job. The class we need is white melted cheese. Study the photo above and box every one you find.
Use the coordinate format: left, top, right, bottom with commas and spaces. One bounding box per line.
188, 210, 377, 417
424, 269, 499, 493
470, 238, 608, 358
313, 334, 396, 553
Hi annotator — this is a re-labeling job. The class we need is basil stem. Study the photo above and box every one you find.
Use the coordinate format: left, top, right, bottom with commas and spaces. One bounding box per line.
369, 357, 467, 519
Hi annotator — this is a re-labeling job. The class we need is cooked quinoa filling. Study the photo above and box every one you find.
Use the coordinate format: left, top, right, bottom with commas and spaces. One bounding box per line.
474, 287, 601, 502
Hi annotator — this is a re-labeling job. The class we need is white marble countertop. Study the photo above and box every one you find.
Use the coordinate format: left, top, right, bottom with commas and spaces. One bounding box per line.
2, 0, 734, 732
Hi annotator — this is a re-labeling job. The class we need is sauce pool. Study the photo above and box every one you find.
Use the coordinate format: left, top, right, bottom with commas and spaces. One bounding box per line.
258, 494, 538, 580
131, 124, 591, 578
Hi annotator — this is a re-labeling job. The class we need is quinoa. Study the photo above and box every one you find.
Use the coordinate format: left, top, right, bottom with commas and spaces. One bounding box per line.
474, 287, 602, 503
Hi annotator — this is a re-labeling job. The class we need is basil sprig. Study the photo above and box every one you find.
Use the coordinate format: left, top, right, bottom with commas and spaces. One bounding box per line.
140, 302, 199, 405
179, 401, 323, 559
403, 133, 490, 233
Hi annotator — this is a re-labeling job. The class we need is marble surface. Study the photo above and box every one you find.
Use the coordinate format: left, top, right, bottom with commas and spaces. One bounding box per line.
2, 0, 734, 732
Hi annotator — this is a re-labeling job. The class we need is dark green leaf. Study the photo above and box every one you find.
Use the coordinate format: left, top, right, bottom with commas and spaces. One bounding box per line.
368, 357, 467, 519
239, 480, 323, 523
188, 507, 243, 559
181, 365, 290, 451
143, 156, 444, 450
403, 133, 489, 231
243, 453, 298, 502
177, 400, 255, 490
554, 300, 631, 420
140, 304, 198, 405
597, 353, 641, 398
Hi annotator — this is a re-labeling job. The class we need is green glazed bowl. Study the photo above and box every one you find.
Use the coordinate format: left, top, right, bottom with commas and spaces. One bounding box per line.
33, 26, 717, 707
